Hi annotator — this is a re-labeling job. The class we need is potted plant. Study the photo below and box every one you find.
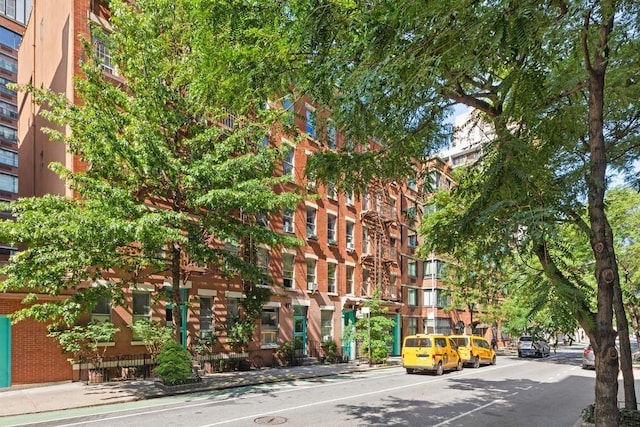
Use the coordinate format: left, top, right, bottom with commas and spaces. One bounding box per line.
49, 320, 120, 383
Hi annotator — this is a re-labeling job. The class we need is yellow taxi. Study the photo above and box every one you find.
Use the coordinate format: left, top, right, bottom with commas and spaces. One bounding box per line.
449, 335, 496, 368
401, 334, 463, 375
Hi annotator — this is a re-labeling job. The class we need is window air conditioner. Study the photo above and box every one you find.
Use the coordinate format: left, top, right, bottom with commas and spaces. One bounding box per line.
308, 282, 318, 291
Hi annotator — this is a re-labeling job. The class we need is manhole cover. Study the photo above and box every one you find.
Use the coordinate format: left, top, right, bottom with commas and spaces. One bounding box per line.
254, 416, 287, 425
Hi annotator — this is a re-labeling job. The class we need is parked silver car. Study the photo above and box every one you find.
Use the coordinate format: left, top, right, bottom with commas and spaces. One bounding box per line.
582, 344, 595, 369
518, 335, 551, 358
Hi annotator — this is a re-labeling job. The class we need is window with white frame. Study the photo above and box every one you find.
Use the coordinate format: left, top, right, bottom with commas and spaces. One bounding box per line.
283, 209, 294, 233
345, 221, 354, 247
326, 122, 337, 149
327, 214, 337, 244
91, 297, 111, 324
306, 258, 317, 289
327, 263, 337, 293
282, 96, 294, 126
282, 145, 294, 178
423, 289, 435, 307
362, 191, 369, 210
408, 259, 417, 277
132, 292, 151, 340
282, 253, 295, 289
362, 227, 369, 253
305, 106, 316, 138
92, 35, 117, 75
260, 308, 279, 347
345, 191, 354, 206
346, 265, 354, 294
408, 233, 418, 248
326, 182, 337, 200
306, 207, 317, 239
200, 297, 214, 338
321, 310, 333, 341
408, 288, 418, 306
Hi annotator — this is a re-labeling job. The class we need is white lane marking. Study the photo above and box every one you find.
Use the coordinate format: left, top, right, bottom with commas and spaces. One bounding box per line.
432, 399, 506, 426
23, 361, 532, 427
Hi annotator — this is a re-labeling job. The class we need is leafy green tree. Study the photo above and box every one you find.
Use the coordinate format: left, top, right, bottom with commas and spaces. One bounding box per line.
155, 341, 193, 385
49, 320, 120, 368
354, 297, 395, 364
294, 1, 640, 421
129, 320, 172, 361
0, 0, 304, 343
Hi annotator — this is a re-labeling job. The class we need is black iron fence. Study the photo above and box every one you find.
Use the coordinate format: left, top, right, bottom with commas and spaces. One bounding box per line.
79, 354, 156, 383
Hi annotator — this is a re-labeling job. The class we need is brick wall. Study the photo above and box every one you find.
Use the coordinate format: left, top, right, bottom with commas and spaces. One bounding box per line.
0, 298, 72, 384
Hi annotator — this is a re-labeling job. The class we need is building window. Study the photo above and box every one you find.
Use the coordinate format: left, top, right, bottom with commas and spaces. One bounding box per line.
0, 54, 16, 73
227, 297, 240, 332
423, 289, 435, 307
407, 178, 417, 191
0, 148, 17, 167
282, 253, 295, 289
0, 27, 22, 50
283, 209, 294, 233
326, 122, 337, 149
283, 145, 294, 178
346, 265, 354, 294
326, 182, 337, 200
306, 207, 317, 239
362, 191, 369, 210
437, 290, 451, 308
305, 107, 316, 139
362, 227, 369, 254
260, 308, 278, 347
0, 124, 16, 142
408, 317, 418, 336
327, 214, 337, 244
0, 173, 18, 193
200, 297, 214, 338
92, 35, 116, 75
408, 288, 418, 306
257, 248, 269, 273
424, 259, 444, 279
321, 310, 333, 341
91, 297, 111, 324
132, 292, 151, 340
345, 191, 354, 206
407, 233, 418, 248
306, 258, 317, 289
0, 101, 17, 120
408, 260, 417, 277
345, 221, 354, 247
327, 263, 337, 293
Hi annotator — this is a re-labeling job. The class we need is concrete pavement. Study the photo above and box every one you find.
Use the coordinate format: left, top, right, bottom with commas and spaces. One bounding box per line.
0, 359, 400, 417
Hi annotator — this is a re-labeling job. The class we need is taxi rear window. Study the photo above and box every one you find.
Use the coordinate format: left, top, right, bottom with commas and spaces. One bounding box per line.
451, 337, 469, 347
404, 337, 431, 347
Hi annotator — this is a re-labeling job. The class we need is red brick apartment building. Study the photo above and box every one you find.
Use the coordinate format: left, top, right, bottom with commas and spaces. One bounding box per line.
0, 0, 483, 386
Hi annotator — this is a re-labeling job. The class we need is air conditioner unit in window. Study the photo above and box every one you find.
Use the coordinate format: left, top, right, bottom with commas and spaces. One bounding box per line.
308, 282, 318, 291
346, 242, 355, 252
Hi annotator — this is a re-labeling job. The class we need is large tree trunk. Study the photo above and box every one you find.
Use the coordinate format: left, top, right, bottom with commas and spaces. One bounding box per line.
583, 5, 620, 424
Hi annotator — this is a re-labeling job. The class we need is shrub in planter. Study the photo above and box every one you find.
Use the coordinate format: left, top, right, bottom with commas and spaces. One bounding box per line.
155, 342, 193, 385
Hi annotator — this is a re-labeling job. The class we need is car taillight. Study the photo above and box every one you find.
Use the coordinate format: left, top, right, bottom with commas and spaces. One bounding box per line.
584, 348, 591, 355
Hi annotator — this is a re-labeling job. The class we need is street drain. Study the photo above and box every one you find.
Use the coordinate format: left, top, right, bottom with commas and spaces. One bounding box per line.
254, 416, 287, 425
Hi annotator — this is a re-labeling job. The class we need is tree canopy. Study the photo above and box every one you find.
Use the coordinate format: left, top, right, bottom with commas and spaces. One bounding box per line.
293, 0, 640, 423
0, 0, 305, 338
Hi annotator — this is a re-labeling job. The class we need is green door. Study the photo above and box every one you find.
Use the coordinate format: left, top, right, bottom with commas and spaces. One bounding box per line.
293, 305, 307, 356
0, 315, 10, 387
342, 310, 356, 360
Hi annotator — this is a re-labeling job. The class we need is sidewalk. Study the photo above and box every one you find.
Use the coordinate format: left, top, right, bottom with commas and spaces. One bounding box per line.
0, 359, 400, 417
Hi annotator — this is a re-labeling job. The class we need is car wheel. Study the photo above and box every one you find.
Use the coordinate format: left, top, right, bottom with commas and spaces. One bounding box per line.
435, 362, 443, 376
406, 368, 415, 374
518, 351, 523, 358
582, 364, 587, 370
456, 360, 464, 371
472, 356, 480, 369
